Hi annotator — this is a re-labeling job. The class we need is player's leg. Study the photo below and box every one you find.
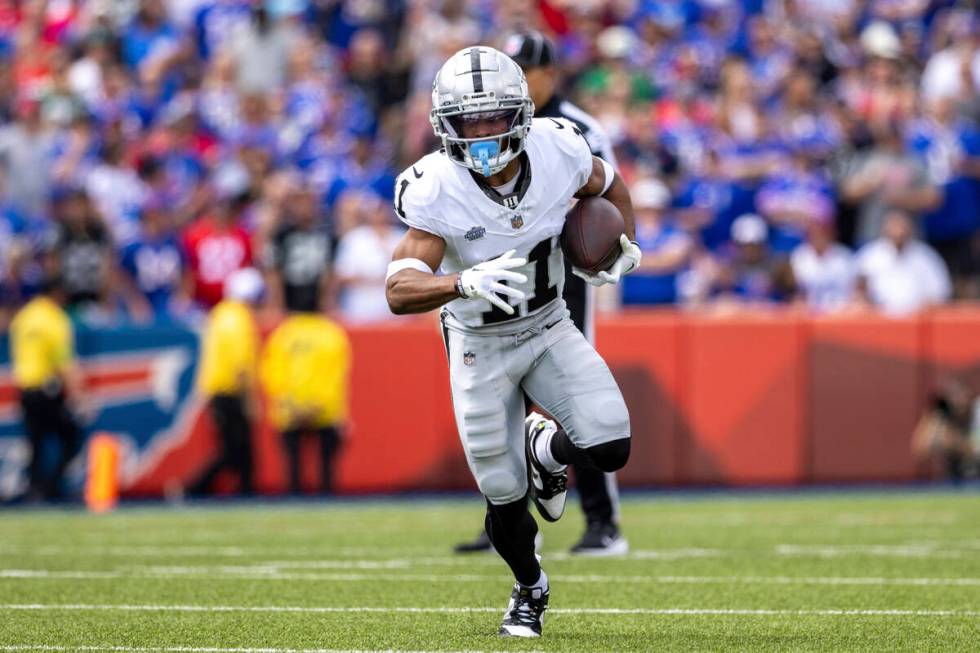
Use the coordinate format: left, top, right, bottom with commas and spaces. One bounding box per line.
49, 395, 82, 500
281, 428, 302, 495
570, 467, 628, 555
317, 426, 340, 494
444, 326, 548, 636
188, 396, 235, 496
522, 319, 631, 493
20, 391, 49, 499
222, 395, 253, 495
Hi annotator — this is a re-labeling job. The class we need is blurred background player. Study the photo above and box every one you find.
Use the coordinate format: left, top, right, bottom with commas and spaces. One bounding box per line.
453, 30, 629, 557
260, 310, 351, 496
9, 273, 87, 502
186, 267, 263, 497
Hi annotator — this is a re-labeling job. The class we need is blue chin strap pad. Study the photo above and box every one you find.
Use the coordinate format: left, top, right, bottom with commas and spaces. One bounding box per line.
470, 141, 499, 177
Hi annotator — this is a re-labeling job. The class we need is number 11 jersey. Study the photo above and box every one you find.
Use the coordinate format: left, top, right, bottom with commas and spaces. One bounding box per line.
393, 117, 594, 328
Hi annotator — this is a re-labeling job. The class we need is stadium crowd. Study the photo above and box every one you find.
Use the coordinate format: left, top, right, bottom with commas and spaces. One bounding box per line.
0, 0, 978, 331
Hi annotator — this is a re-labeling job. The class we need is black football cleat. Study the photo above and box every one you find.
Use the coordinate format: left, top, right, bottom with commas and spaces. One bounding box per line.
453, 529, 493, 553
498, 583, 548, 637
525, 412, 567, 522
570, 521, 629, 556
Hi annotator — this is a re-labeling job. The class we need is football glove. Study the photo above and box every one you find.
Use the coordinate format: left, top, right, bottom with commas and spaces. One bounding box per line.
458, 249, 528, 315
572, 235, 642, 287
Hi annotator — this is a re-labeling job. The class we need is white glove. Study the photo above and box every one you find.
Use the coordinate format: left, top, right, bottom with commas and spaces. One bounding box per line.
458, 249, 528, 315
572, 235, 642, 287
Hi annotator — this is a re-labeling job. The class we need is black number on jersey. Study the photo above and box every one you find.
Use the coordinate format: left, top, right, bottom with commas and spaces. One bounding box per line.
395, 178, 409, 219
481, 238, 559, 325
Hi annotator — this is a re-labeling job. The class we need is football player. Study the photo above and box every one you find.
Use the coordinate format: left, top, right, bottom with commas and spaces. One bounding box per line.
453, 31, 629, 557
385, 47, 640, 637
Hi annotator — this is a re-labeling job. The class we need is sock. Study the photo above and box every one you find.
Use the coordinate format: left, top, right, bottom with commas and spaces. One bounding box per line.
534, 427, 566, 473
523, 569, 549, 594
549, 428, 584, 467
485, 499, 541, 587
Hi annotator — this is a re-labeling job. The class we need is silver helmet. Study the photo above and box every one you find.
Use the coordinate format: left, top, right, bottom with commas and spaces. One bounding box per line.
430, 46, 534, 177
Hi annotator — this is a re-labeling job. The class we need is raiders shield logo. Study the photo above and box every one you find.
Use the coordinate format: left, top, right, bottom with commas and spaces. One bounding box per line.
510, 215, 524, 229
463, 351, 476, 366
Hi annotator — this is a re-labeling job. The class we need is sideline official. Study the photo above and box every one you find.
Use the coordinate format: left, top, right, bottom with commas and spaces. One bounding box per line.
189, 268, 264, 496
260, 312, 351, 495
10, 276, 87, 501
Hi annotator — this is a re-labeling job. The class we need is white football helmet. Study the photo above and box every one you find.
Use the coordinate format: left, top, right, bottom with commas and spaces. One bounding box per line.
430, 46, 534, 177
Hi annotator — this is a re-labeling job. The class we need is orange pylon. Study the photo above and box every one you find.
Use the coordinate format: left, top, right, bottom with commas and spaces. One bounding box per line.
84, 433, 120, 513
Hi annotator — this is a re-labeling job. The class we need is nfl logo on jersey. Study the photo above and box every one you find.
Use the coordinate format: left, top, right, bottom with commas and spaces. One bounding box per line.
510, 215, 523, 229
463, 351, 476, 366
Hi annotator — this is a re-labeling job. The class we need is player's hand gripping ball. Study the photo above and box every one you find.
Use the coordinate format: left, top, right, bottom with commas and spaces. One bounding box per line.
562, 197, 641, 286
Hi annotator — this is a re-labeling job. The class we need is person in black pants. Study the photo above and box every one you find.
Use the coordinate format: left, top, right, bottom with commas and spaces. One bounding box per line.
20, 389, 83, 500
186, 269, 265, 497
282, 426, 341, 495
454, 31, 628, 556
188, 394, 255, 496
10, 275, 88, 502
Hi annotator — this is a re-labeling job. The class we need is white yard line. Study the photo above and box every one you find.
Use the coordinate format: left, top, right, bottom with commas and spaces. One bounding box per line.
4, 542, 977, 561
774, 544, 967, 559
5, 568, 980, 587
2, 604, 979, 617
0, 546, 436, 558
0, 646, 545, 653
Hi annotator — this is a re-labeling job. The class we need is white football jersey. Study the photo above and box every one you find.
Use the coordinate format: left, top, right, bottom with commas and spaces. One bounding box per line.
394, 117, 594, 328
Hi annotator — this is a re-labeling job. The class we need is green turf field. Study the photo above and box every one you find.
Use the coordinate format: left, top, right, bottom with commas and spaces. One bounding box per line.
1, 491, 979, 652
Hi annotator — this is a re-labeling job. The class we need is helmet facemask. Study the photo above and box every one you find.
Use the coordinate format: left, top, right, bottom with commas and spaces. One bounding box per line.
436, 104, 529, 176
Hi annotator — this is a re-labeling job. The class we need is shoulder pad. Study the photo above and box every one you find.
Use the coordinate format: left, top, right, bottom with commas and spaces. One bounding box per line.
394, 154, 442, 219
532, 117, 589, 158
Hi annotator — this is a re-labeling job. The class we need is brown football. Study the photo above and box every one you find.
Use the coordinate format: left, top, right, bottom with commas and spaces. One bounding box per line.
561, 197, 625, 274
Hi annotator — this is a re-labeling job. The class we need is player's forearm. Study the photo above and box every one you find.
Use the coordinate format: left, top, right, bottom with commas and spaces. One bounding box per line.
602, 174, 636, 240
386, 270, 460, 315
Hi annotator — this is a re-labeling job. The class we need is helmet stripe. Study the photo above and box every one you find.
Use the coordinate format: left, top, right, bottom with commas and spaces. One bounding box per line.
469, 47, 484, 93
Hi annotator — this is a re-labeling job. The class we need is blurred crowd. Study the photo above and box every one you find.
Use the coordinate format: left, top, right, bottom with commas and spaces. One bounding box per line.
0, 0, 978, 331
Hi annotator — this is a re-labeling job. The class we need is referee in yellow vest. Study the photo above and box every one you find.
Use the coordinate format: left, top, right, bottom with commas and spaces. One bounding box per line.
9, 276, 87, 501
188, 268, 264, 497
260, 313, 351, 495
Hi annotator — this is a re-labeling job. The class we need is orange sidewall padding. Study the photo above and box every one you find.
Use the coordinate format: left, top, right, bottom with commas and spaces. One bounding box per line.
125, 308, 980, 495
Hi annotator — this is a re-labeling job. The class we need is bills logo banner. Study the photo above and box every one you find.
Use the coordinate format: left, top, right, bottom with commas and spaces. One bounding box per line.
0, 326, 205, 500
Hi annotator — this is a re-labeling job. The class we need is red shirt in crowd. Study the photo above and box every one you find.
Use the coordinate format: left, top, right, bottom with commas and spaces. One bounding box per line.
182, 216, 252, 307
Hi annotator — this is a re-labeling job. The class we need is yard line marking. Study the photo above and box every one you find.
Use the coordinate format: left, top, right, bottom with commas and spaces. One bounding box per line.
6, 569, 980, 587
775, 544, 966, 559
566, 575, 980, 587
0, 570, 482, 583
0, 571, 121, 580
0, 646, 546, 653
2, 604, 979, 617
0, 545, 724, 560
8, 541, 977, 561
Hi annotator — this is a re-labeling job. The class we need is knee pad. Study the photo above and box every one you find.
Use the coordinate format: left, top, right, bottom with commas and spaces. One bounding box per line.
584, 437, 631, 472
476, 465, 526, 504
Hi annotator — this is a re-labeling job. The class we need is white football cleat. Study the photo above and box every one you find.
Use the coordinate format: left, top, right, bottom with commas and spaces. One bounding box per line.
525, 412, 568, 522
498, 583, 548, 637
